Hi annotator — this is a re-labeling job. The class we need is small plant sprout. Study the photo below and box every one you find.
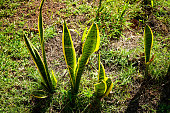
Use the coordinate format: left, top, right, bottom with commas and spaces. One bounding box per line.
82, 52, 113, 112
23, 0, 57, 98
94, 52, 113, 100
144, 25, 154, 78
62, 21, 100, 101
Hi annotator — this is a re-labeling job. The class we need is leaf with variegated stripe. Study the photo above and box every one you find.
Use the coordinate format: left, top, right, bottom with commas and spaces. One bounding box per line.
144, 25, 153, 64
62, 21, 76, 88
94, 80, 107, 97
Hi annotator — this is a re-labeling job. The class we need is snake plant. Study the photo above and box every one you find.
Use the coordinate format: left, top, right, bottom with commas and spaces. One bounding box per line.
23, 0, 57, 98
94, 52, 113, 99
62, 21, 100, 98
144, 25, 154, 77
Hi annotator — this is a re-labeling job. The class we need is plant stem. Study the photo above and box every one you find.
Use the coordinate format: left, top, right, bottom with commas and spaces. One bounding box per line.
145, 64, 149, 78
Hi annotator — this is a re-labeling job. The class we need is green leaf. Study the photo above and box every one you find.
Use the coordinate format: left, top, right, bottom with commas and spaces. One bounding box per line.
23, 0, 55, 94
38, 0, 44, 45
32, 90, 48, 98
94, 80, 107, 97
82, 23, 100, 55
51, 70, 57, 88
74, 23, 100, 94
81, 27, 87, 43
62, 21, 76, 88
103, 78, 113, 97
151, 0, 153, 8
38, 0, 52, 88
23, 35, 50, 92
97, 53, 113, 98
98, 52, 106, 82
144, 25, 153, 63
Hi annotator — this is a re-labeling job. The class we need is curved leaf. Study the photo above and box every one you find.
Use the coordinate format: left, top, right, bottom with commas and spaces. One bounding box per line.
32, 90, 48, 98
38, 0, 52, 90
94, 80, 107, 97
144, 25, 153, 63
82, 23, 100, 55
103, 78, 113, 98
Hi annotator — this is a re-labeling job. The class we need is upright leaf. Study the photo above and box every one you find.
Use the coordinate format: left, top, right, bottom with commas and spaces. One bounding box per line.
38, 0, 44, 44
62, 21, 76, 88
23, 35, 50, 92
82, 23, 100, 55
38, 0, 49, 76
74, 23, 100, 94
98, 52, 106, 82
144, 25, 153, 63
94, 53, 113, 98
38, 0, 53, 92
81, 27, 87, 43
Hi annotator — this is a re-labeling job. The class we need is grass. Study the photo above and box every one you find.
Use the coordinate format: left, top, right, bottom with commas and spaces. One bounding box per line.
0, 0, 169, 112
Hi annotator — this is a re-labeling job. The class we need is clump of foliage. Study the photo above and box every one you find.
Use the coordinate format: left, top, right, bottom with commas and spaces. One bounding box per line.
23, 0, 57, 98
94, 53, 113, 99
62, 20, 100, 102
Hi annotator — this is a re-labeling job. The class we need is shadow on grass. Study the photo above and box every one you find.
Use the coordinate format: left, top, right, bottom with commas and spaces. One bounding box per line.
59, 94, 101, 113
156, 66, 170, 113
125, 80, 148, 113
125, 66, 170, 113
30, 95, 52, 113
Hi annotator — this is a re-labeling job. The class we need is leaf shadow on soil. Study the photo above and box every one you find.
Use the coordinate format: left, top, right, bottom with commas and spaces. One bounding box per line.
125, 66, 170, 113
156, 66, 170, 113
125, 79, 149, 113
30, 96, 53, 113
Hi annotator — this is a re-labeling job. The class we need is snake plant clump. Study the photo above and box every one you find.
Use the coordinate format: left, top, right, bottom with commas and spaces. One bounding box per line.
23, 0, 57, 98
94, 53, 113, 99
62, 21, 100, 100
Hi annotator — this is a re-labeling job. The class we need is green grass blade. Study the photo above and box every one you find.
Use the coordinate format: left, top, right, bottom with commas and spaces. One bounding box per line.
62, 21, 76, 88
23, 35, 51, 92
144, 25, 153, 63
